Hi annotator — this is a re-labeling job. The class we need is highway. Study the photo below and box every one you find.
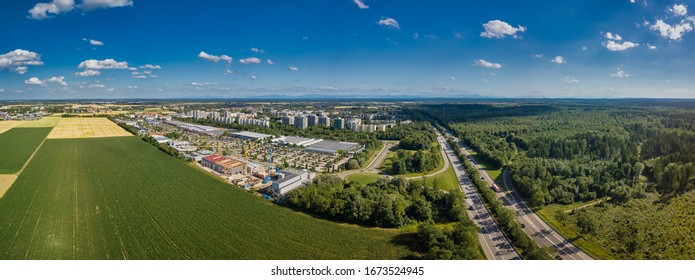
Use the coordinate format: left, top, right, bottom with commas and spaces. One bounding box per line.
442, 127, 593, 260
436, 130, 520, 260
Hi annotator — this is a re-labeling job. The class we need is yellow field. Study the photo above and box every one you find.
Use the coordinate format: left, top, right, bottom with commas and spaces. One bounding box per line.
0, 175, 17, 198
0, 121, 29, 134
18, 117, 61, 128
47, 118, 132, 139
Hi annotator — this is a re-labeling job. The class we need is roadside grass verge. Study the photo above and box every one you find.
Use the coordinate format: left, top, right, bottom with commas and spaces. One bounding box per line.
410, 165, 459, 192
536, 203, 614, 260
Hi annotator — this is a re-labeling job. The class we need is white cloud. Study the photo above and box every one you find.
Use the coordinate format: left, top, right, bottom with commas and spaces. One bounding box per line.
480, 20, 526, 39
474, 59, 502, 69
250, 75, 257, 80
28, 0, 75, 20
551, 56, 566, 64
198, 51, 232, 63
0, 89, 4, 92
651, 19, 693, 41
302, 36, 309, 40
288, 66, 299, 71
81, 0, 133, 11
612, 69, 630, 78
75, 69, 101, 77
250, 47, 264, 53
78, 58, 128, 69
605, 40, 639, 51
106, 88, 114, 92
647, 43, 657, 49
532, 54, 544, 59
89, 39, 104, 46
267, 59, 274, 65
24, 77, 44, 85
239, 57, 261, 64
132, 75, 147, 79
378, 17, 400, 30
88, 83, 105, 88
127, 67, 136, 71
140, 64, 161, 69
582, 46, 589, 51
565, 76, 580, 84
46, 76, 68, 86
0, 49, 44, 74
191, 82, 213, 86
354, 0, 368, 9
127, 85, 138, 89
453, 31, 463, 39
449, 76, 456, 81
670, 4, 688, 16
605, 32, 623, 40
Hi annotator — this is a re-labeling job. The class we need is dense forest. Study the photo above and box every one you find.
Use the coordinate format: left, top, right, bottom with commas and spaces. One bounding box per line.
419, 103, 695, 207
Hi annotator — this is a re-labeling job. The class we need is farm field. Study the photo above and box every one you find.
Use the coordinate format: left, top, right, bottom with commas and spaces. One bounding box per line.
19, 117, 61, 128
0, 128, 53, 174
47, 118, 131, 139
0, 121, 28, 134
0, 175, 18, 198
0, 136, 411, 259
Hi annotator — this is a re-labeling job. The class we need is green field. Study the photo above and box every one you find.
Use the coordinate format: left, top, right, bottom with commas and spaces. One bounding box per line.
379, 142, 445, 178
0, 128, 52, 174
536, 203, 614, 260
410, 166, 459, 192
345, 172, 383, 185
0, 136, 411, 259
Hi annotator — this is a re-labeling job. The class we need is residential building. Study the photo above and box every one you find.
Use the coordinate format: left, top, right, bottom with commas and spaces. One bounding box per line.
282, 115, 294, 126
307, 114, 318, 126
294, 115, 308, 130
333, 117, 345, 130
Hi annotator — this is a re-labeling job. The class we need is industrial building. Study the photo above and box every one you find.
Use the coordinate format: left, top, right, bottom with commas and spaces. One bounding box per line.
272, 169, 315, 195
272, 136, 323, 147
318, 115, 331, 127
201, 154, 245, 175
294, 115, 308, 130
304, 140, 361, 155
165, 120, 224, 135
231, 131, 273, 141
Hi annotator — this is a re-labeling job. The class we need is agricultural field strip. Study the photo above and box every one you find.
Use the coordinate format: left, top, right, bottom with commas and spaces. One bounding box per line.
47, 118, 131, 139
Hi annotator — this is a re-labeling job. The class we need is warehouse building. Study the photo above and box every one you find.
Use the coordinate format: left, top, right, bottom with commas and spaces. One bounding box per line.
231, 131, 273, 141
272, 136, 323, 147
272, 169, 315, 195
201, 155, 245, 175
305, 140, 361, 155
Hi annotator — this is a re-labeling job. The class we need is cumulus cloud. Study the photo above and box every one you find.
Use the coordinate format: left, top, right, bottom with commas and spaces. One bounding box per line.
78, 58, 128, 69
24, 77, 44, 85
353, 0, 368, 9
88, 83, 105, 88
239, 57, 261, 64
28, 0, 75, 20
651, 19, 694, 41
481, 20, 526, 39
378, 17, 400, 30
267, 59, 274, 65
605, 32, 623, 40
565, 76, 580, 84
288, 66, 299, 71
250, 75, 257, 80
474, 59, 502, 69
132, 75, 147, 79
551, 56, 566, 64
198, 51, 232, 63
646, 43, 657, 49
46, 76, 68, 86
669, 4, 688, 16
532, 54, 544, 59
127, 85, 138, 89
0, 49, 44, 74
605, 40, 639, 51
81, 0, 133, 11
75, 69, 101, 76
89, 39, 104, 46
612, 69, 630, 78
449, 76, 456, 81
139, 64, 161, 69
250, 47, 264, 53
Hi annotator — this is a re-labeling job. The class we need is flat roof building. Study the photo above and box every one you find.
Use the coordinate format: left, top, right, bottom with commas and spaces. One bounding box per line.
201, 155, 245, 175
272, 169, 315, 195
231, 131, 273, 141
305, 140, 361, 155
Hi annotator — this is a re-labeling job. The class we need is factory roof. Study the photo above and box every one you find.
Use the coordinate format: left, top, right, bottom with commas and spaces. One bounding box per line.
306, 140, 360, 153
231, 131, 273, 140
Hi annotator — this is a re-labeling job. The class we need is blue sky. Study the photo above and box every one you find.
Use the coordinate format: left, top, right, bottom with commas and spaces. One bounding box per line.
1, 0, 694, 99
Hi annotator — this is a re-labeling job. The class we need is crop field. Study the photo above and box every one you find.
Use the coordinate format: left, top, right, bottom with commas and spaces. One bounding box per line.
0, 121, 28, 134
0, 128, 53, 174
47, 118, 131, 139
0, 175, 17, 198
0, 136, 411, 259
19, 117, 61, 128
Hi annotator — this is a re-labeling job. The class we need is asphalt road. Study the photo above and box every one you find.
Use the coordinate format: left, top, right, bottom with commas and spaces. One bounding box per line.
447, 130, 593, 260
438, 133, 521, 260
337, 141, 394, 179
